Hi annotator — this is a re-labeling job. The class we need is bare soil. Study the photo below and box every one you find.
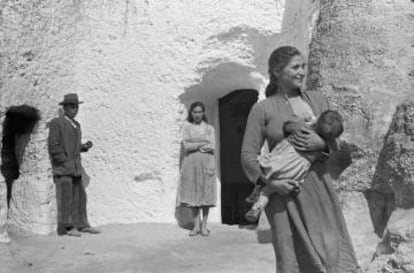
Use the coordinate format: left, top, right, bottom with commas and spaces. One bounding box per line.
1, 223, 275, 273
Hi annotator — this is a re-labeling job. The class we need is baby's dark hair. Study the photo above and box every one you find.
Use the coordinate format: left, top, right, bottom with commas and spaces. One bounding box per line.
314, 110, 344, 141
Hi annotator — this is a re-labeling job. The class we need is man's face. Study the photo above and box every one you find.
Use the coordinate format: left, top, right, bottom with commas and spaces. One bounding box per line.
63, 103, 79, 119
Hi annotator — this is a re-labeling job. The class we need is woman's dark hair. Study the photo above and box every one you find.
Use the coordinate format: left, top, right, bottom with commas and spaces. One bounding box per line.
265, 46, 302, 97
187, 101, 208, 123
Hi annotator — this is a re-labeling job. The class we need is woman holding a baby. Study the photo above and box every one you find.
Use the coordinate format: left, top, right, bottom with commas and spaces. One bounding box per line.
241, 46, 360, 273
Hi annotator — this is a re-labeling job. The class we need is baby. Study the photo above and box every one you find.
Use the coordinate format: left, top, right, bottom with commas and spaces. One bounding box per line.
244, 110, 344, 223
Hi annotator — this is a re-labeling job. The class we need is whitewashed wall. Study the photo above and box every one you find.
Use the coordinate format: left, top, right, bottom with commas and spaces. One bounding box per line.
0, 0, 319, 234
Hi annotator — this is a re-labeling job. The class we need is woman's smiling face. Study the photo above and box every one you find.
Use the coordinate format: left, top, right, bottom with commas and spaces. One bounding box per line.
276, 54, 306, 91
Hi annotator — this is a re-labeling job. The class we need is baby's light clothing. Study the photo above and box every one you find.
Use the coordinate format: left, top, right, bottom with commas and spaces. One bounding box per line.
258, 139, 311, 184
257, 96, 319, 184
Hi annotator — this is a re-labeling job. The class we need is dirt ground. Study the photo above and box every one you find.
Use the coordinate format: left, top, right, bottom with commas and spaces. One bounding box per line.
0, 223, 275, 273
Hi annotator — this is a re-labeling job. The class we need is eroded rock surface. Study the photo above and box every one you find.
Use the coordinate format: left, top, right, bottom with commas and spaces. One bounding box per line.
366, 100, 414, 272
307, 0, 414, 271
308, 0, 413, 191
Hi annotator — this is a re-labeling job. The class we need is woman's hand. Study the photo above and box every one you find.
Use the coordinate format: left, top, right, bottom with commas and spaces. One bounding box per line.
199, 145, 213, 153
267, 179, 299, 196
198, 141, 212, 151
289, 127, 327, 152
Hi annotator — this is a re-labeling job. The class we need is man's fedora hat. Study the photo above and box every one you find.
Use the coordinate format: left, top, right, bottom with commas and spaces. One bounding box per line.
59, 93, 84, 105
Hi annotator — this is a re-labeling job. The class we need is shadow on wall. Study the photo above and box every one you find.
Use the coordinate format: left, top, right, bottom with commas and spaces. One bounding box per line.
1, 105, 40, 207
174, 62, 264, 230
178, 62, 262, 111
327, 141, 356, 181
324, 134, 396, 239
206, 0, 318, 78
364, 126, 399, 238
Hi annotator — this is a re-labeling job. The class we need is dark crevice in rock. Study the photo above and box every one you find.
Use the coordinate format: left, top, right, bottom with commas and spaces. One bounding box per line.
364, 189, 395, 238
1, 105, 40, 208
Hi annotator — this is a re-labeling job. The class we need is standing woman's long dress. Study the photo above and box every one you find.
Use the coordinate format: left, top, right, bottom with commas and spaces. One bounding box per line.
177, 121, 217, 207
241, 91, 360, 273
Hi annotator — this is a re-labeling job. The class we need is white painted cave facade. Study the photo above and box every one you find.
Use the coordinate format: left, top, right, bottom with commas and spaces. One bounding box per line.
0, 0, 319, 234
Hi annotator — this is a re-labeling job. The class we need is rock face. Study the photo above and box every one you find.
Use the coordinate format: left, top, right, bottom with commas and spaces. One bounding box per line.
374, 101, 414, 209
307, 0, 414, 271
307, 0, 414, 191
365, 101, 414, 273
0, 0, 319, 234
366, 209, 414, 273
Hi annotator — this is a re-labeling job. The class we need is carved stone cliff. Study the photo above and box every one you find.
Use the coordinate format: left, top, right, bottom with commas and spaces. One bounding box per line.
307, 0, 414, 271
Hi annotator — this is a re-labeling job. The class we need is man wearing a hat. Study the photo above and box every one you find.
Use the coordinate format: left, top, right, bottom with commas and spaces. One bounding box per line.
48, 93, 100, 236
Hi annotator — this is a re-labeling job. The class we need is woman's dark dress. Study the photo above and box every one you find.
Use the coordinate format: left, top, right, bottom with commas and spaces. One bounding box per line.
241, 91, 360, 273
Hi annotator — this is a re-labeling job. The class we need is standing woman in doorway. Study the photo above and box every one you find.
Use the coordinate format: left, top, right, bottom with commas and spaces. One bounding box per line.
177, 101, 217, 236
241, 46, 360, 272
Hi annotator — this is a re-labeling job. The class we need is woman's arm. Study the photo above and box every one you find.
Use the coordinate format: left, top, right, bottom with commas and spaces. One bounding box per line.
182, 124, 207, 152
241, 104, 266, 184
289, 127, 327, 152
199, 125, 215, 152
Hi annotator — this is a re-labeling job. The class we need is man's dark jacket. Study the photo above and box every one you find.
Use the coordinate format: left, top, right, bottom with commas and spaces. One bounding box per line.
48, 116, 86, 177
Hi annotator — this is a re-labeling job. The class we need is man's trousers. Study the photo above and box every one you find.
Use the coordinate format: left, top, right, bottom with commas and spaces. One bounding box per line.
54, 175, 90, 234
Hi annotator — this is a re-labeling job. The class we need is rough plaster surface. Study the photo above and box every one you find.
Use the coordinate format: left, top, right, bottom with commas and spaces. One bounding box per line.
2, 1, 413, 270
0, 0, 80, 236
0, 0, 319, 235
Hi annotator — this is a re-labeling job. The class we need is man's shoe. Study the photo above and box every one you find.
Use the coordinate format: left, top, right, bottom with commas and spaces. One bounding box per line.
57, 225, 69, 236
66, 229, 82, 237
78, 227, 101, 234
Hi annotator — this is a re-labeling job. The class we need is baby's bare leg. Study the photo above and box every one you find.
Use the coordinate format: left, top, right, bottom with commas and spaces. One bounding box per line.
244, 186, 274, 222
253, 185, 275, 210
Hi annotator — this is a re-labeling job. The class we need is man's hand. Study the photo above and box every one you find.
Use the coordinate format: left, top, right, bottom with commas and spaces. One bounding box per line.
82, 141, 93, 151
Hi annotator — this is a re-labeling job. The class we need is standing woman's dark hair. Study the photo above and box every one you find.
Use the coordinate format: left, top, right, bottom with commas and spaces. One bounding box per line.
265, 46, 302, 97
187, 101, 208, 123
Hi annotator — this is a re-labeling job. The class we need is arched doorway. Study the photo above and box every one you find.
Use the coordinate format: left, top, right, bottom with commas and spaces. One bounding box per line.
219, 89, 258, 225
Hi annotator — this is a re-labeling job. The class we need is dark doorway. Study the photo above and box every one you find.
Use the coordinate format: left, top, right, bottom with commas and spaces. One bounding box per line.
219, 89, 258, 225
1, 105, 40, 207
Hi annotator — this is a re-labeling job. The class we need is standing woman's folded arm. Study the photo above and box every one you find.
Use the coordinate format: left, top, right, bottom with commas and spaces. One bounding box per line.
182, 124, 205, 152
241, 103, 266, 184
199, 125, 215, 153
